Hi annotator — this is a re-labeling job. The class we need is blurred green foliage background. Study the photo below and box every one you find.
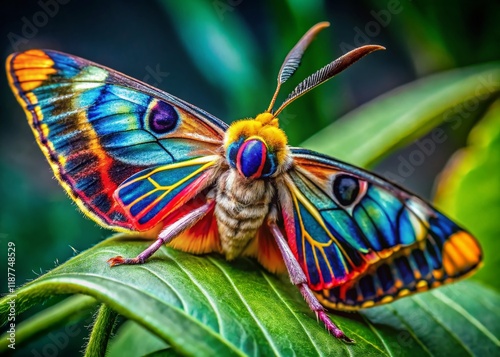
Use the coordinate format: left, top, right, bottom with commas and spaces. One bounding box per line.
0, 0, 499, 355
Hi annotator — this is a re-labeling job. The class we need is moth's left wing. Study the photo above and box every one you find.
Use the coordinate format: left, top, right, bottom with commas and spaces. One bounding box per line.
280, 148, 482, 310
7, 50, 227, 231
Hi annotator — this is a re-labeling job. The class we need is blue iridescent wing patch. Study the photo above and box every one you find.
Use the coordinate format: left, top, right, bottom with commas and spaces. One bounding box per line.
114, 156, 219, 230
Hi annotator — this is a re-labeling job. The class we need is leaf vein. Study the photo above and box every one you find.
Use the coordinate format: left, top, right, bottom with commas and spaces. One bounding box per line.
162, 249, 224, 335
385, 305, 432, 356
360, 313, 393, 357
412, 295, 475, 356
261, 273, 320, 352
208, 257, 282, 356
431, 290, 500, 346
39, 272, 243, 354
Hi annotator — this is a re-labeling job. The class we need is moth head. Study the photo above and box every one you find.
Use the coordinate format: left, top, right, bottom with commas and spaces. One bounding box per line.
225, 113, 288, 179
224, 22, 384, 180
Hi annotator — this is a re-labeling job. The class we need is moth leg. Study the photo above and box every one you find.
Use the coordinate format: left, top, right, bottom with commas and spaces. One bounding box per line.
108, 200, 214, 267
267, 219, 354, 343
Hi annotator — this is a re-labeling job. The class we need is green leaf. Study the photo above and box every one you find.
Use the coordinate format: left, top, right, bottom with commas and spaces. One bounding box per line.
300, 63, 500, 167
85, 304, 118, 357
435, 100, 500, 291
108, 321, 170, 357
1, 236, 499, 356
0, 295, 97, 351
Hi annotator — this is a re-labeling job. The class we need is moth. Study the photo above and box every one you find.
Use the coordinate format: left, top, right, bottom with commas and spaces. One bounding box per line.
7, 22, 482, 342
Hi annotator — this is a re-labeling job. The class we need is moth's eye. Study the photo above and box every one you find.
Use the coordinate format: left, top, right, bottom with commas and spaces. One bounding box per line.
227, 139, 242, 169
148, 101, 179, 134
237, 138, 267, 178
227, 137, 277, 179
333, 174, 360, 206
261, 150, 277, 178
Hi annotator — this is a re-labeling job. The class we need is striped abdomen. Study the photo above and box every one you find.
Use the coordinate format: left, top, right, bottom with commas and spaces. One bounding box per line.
215, 170, 275, 260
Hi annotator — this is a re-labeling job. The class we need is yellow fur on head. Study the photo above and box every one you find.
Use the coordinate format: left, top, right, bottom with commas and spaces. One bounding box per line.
224, 113, 288, 164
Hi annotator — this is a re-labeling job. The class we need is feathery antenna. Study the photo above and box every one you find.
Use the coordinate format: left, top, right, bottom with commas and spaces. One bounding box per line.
266, 22, 330, 112
273, 44, 385, 116
266, 22, 385, 117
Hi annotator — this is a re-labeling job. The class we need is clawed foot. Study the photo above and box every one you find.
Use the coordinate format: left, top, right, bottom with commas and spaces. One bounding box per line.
107, 255, 144, 267
317, 311, 355, 344
336, 333, 355, 344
